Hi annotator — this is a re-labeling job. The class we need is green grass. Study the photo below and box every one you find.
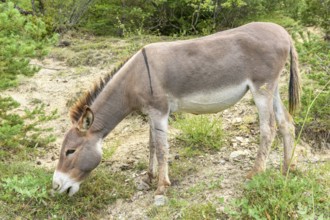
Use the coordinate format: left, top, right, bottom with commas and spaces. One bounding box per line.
227, 162, 330, 219
172, 113, 225, 157
146, 178, 225, 219
0, 162, 135, 219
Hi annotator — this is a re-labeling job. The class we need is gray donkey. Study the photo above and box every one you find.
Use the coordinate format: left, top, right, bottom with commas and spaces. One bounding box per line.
52, 22, 300, 205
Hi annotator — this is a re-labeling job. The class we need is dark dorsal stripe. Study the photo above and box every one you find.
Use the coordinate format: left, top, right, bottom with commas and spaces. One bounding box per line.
142, 48, 154, 95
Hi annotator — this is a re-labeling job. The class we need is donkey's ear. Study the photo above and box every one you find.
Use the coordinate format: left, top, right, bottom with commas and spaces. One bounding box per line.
77, 106, 94, 132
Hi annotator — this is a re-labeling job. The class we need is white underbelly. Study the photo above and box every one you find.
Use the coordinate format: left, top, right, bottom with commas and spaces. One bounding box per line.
169, 83, 248, 114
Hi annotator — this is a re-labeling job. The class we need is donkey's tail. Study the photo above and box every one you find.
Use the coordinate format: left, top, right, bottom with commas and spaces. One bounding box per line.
288, 37, 301, 114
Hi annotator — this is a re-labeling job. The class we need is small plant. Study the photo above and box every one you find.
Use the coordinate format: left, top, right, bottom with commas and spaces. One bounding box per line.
102, 140, 121, 160
172, 114, 225, 154
2, 175, 48, 203
0, 96, 57, 158
228, 163, 330, 219
181, 202, 221, 220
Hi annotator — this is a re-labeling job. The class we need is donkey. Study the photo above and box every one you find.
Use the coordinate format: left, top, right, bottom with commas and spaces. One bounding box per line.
53, 22, 300, 204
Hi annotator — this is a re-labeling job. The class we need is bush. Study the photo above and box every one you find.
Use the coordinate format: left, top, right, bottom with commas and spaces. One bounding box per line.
300, 0, 330, 38
0, 2, 56, 90
76, 0, 328, 37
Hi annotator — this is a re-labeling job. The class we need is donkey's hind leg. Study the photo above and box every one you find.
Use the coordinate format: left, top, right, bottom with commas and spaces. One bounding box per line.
247, 84, 277, 179
273, 86, 296, 174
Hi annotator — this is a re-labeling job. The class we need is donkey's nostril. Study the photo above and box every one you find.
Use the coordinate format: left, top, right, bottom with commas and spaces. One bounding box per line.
66, 187, 72, 194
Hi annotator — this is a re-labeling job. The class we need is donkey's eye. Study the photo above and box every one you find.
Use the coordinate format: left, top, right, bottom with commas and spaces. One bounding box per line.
65, 149, 76, 156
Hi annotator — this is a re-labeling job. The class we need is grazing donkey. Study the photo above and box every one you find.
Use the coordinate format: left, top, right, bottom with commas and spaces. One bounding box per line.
53, 22, 300, 204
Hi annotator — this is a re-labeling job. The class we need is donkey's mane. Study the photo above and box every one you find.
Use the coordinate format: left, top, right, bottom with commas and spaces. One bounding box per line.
70, 60, 129, 122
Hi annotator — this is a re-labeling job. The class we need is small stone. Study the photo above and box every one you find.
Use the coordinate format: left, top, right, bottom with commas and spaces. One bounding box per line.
154, 195, 168, 206
235, 136, 244, 142
229, 150, 251, 161
136, 180, 150, 191
234, 117, 242, 123
219, 159, 226, 165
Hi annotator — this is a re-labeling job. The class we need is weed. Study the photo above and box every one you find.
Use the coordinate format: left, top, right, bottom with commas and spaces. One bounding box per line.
172, 114, 225, 154
227, 163, 330, 219
181, 202, 222, 220
187, 178, 223, 196
0, 96, 57, 159
102, 140, 121, 160
135, 161, 148, 172
169, 158, 198, 184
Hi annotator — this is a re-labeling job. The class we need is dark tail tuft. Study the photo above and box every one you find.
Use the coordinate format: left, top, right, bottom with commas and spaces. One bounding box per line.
289, 38, 301, 114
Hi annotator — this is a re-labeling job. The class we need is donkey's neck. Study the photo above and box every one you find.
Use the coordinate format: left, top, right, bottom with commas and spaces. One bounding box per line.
89, 74, 132, 138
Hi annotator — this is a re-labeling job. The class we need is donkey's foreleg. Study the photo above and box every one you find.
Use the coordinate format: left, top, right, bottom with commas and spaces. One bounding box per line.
247, 93, 276, 179
154, 129, 171, 196
141, 128, 157, 186
147, 110, 171, 199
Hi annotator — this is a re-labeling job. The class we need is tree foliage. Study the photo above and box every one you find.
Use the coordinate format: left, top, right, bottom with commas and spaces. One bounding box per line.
300, 0, 330, 37
0, 2, 55, 89
77, 0, 329, 37
2, 0, 329, 37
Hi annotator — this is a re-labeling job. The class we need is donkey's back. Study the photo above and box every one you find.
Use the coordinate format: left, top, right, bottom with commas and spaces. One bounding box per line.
141, 22, 293, 114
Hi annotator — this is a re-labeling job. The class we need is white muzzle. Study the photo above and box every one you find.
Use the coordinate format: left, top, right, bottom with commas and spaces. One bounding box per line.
52, 171, 81, 196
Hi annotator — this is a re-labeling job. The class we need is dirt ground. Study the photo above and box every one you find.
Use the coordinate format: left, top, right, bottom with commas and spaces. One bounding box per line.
3, 51, 329, 219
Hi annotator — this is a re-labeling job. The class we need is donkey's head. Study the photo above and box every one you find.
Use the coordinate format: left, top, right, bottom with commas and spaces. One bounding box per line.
52, 106, 102, 196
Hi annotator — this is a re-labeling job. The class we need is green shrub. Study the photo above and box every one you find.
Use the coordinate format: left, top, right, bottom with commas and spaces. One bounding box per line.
0, 2, 56, 90
294, 32, 330, 145
173, 114, 225, 154
228, 164, 330, 219
300, 0, 330, 37
0, 96, 57, 159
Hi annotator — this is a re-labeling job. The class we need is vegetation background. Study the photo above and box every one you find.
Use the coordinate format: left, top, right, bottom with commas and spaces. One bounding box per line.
0, 0, 329, 219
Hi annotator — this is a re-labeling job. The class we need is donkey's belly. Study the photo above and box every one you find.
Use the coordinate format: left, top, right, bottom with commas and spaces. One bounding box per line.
169, 83, 248, 114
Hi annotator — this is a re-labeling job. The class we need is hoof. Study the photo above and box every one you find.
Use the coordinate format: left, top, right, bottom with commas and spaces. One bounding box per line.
154, 195, 168, 206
